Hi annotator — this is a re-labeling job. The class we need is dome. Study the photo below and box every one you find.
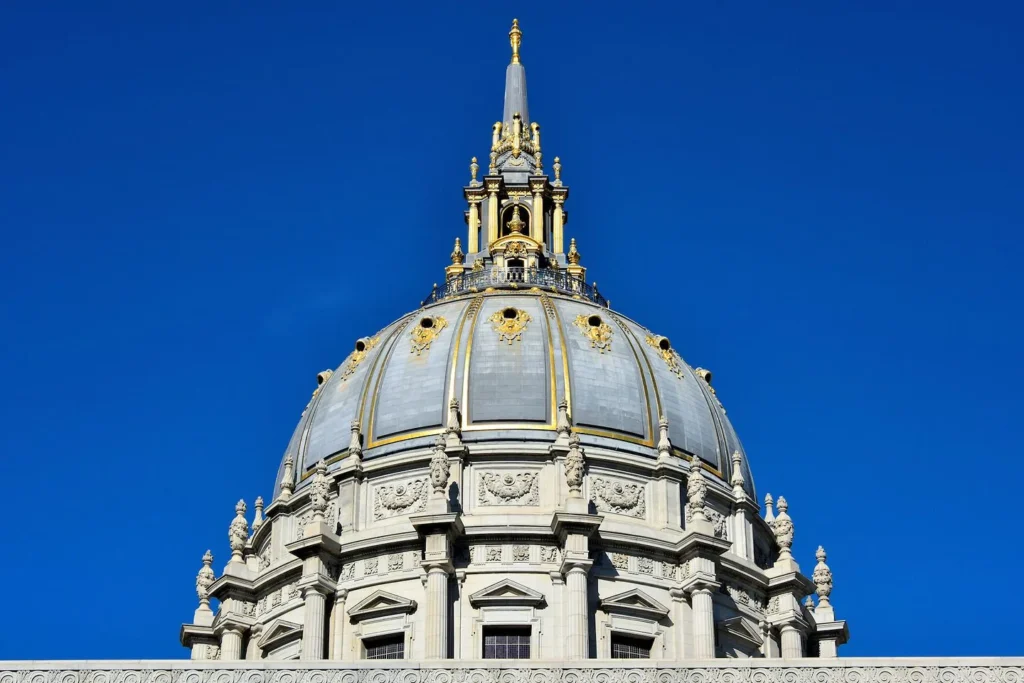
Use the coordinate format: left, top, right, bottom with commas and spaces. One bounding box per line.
275, 290, 755, 500
181, 20, 848, 666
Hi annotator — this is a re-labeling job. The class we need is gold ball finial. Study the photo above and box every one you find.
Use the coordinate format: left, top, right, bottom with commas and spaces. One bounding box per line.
509, 19, 522, 65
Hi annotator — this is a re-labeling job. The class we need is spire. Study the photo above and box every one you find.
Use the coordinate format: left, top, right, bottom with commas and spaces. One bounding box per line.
502, 19, 530, 132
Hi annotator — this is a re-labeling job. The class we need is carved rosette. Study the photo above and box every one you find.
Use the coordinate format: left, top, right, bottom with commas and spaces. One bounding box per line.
373, 479, 427, 520
479, 471, 539, 506
590, 477, 646, 518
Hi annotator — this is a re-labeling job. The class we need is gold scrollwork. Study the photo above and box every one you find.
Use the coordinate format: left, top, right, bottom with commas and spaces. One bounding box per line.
489, 307, 532, 344
340, 336, 380, 381
410, 316, 448, 355
645, 335, 684, 379
573, 314, 613, 353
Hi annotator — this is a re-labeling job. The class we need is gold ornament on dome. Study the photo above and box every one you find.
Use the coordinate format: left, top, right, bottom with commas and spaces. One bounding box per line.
410, 316, 448, 355
450, 237, 465, 265
489, 307, 532, 345
340, 336, 379, 381
574, 314, 613, 353
505, 240, 528, 258
645, 334, 684, 379
472, 259, 484, 271
507, 202, 525, 234
567, 238, 581, 265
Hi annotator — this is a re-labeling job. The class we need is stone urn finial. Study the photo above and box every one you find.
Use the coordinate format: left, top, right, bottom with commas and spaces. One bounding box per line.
228, 500, 248, 563
773, 496, 795, 562
251, 496, 264, 534
564, 432, 585, 496
813, 545, 833, 605
310, 460, 330, 522
686, 456, 709, 527
195, 550, 215, 610
764, 492, 775, 527
730, 450, 745, 497
657, 415, 672, 459
429, 435, 451, 496
280, 454, 295, 501
348, 421, 363, 461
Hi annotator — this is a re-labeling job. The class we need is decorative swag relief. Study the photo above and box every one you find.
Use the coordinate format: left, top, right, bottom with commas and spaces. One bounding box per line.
373, 479, 427, 520
478, 471, 539, 506
590, 476, 646, 518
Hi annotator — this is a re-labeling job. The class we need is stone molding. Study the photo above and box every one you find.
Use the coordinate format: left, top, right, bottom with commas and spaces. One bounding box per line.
2, 661, 1023, 682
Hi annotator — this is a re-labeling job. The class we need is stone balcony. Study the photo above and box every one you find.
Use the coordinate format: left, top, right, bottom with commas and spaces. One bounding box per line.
2, 660, 1023, 683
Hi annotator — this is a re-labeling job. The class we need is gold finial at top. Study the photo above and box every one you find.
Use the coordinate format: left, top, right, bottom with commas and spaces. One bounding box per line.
509, 19, 522, 64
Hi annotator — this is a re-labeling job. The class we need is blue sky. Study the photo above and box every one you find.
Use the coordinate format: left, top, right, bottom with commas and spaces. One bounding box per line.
1, 1, 1022, 660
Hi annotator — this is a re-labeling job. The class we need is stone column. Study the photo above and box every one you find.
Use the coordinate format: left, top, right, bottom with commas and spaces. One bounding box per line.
780, 624, 802, 658
564, 564, 589, 659
691, 587, 716, 659
424, 564, 450, 658
331, 588, 348, 660
301, 585, 328, 660
220, 626, 243, 661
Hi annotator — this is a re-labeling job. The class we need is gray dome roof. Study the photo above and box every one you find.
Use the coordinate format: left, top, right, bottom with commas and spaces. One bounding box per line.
274, 291, 754, 498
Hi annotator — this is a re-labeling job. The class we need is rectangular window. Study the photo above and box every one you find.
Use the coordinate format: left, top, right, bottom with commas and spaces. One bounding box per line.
483, 626, 531, 659
363, 633, 405, 660
611, 634, 653, 659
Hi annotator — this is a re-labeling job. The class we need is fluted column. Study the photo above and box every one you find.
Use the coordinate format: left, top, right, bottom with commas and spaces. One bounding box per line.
780, 625, 802, 658
424, 565, 450, 658
330, 588, 348, 660
220, 626, 243, 661
564, 565, 589, 659
301, 586, 327, 660
691, 587, 715, 659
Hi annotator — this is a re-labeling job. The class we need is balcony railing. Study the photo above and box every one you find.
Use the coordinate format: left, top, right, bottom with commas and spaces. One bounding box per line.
422, 267, 609, 307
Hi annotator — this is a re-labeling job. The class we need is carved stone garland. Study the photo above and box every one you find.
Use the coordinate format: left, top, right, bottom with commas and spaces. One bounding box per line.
590, 477, 646, 518
374, 479, 427, 520
479, 471, 539, 506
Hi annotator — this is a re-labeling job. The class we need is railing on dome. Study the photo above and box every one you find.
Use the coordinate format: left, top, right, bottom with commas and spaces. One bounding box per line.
422, 267, 609, 307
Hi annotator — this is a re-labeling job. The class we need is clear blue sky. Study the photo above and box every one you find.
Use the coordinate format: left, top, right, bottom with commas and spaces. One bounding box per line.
1, 0, 1021, 660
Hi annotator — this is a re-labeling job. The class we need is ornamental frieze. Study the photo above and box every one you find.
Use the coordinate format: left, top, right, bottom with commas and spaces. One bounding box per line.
373, 479, 427, 520
478, 471, 539, 506
6, 664, 1023, 683
590, 477, 646, 518
295, 501, 336, 540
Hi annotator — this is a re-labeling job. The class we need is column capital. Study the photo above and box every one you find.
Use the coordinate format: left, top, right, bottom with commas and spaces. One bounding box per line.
297, 573, 337, 598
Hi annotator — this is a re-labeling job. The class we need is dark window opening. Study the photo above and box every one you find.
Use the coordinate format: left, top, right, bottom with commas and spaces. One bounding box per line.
363, 633, 405, 660
611, 634, 653, 659
483, 626, 531, 659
